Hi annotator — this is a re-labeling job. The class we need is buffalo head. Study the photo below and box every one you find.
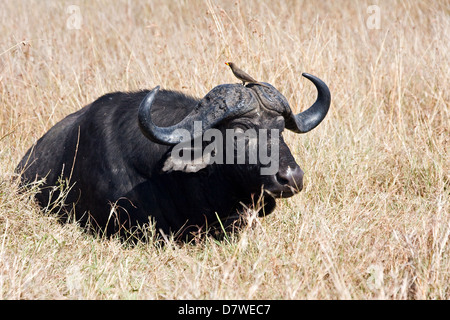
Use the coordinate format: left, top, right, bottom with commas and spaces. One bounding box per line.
138, 73, 330, 215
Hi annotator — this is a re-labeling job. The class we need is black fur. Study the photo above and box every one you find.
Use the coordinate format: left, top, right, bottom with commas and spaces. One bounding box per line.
17, 87, 300, 241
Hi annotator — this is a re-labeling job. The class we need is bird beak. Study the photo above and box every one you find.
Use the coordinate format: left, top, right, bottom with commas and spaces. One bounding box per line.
225, 62, 229, 66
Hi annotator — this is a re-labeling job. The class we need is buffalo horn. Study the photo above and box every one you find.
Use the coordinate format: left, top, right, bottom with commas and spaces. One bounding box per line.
285, 73, 331, 133
138, 85, 256, 145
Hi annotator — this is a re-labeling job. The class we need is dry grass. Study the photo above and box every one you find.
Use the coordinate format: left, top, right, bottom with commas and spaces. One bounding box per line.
0, 0, 449, 299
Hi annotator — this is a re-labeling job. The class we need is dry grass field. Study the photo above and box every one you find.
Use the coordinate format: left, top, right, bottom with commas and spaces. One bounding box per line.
0, 0, 449, 299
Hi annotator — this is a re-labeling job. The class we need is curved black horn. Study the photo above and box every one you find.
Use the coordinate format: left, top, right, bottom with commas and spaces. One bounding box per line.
285, 73, 331, 133
138, 84, 257, 145
138, 86, 182, 145
138, 86, 203, 145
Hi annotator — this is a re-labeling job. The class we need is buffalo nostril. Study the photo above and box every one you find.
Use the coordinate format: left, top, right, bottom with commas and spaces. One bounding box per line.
276, 166, 304, 191
275, 174, 290, 186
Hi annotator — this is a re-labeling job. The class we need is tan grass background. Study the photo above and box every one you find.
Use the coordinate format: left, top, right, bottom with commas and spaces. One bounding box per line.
0, 0, 449, 299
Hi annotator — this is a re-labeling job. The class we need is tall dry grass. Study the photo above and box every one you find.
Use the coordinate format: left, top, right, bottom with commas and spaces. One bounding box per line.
0, 0, 449, 299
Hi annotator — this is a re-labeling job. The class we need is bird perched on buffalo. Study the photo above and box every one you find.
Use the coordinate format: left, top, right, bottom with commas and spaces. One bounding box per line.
225, 62, 270, 88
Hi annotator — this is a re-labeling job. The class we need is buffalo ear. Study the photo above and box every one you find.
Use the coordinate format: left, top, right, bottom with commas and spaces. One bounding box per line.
162, 139, 213, 173
162, 152, 211, 173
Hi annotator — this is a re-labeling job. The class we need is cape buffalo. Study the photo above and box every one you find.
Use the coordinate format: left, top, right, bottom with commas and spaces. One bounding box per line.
16, 73, 330, 241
